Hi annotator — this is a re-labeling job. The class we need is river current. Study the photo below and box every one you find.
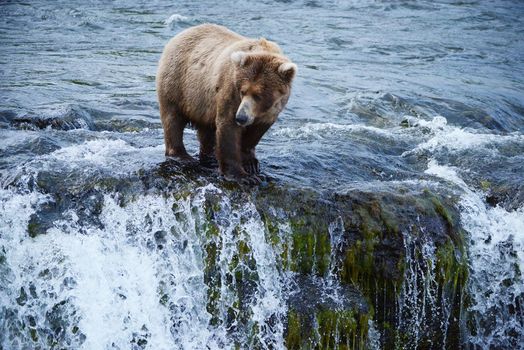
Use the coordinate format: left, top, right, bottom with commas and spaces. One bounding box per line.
1, 1, 523, 349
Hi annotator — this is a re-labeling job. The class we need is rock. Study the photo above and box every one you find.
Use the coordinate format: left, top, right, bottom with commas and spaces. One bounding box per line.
21, 160, 469, 348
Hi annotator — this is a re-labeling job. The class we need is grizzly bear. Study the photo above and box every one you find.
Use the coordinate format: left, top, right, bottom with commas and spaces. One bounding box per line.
156, 24, 296, 183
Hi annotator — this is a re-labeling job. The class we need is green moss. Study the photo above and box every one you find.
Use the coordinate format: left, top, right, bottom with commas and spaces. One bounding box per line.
262, 213, 281, 246
262, 214, 292, 271
289, 218, 331, 276
436, 238, 468, 292
341, 241, 359, 285
30, 328, 38, 342
286, 307, 371, 350
422, 190, 468, 291
431, 197, 453, 227
27, 222, 39, 238
343, 200, 402, 295
317, 309, 358, 349
205, 221, 220, 238
286, 311, 302, 350
480, 180, 491, 191
203, 240, 222, 326
238, 240, 251, 259
340, 235, 382, 297
381, 210, 400, 236
247, 322, 261, 349
172, 190, 191, 203
336, 199, 417, 348
354, 205, 382, 235
422, 188, 457, 228
204, 197, 221, 220
281, 242, 290, 271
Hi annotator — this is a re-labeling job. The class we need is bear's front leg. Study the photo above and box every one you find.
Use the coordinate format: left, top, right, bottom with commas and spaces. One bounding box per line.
241, 124, 271, 175
242, 149, 259, 175
216, 122, 257, 183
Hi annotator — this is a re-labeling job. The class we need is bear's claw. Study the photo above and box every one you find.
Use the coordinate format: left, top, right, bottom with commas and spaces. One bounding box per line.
221, 172, 262, 186
243, 158, 260, 175
241, 174, 262, 185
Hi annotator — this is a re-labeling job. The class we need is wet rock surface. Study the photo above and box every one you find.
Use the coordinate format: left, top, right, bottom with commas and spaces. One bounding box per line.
10, 160, 468, 348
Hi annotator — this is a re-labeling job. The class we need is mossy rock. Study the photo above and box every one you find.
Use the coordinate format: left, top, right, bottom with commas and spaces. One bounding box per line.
253, 184, 467, 348
285, 276, 372, 349
26, 159, 469, 348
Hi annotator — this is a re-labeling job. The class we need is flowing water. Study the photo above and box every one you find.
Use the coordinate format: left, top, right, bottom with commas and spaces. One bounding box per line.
1, 1, 524, 349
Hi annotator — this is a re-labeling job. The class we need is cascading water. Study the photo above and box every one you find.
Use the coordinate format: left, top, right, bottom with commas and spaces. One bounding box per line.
427, 161, 524, 349
0, 185, 292, 349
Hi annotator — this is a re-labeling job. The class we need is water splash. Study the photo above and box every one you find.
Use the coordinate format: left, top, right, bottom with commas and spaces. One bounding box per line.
0, 184, 291, 349
402, 116, 524, 156
426, 160, 524, 348
396, 229, 448, 349
273, 122, 396, 140
165, 14, 188, 25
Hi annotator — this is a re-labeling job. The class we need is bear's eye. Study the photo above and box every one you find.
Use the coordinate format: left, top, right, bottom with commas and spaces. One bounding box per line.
240, 89, 247, 97
252, 93, 261, 102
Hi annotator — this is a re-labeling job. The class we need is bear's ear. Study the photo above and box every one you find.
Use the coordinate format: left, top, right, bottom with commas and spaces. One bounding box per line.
278, 61, 297, 82
259, 38, 270, 49
231, 51, 249, 67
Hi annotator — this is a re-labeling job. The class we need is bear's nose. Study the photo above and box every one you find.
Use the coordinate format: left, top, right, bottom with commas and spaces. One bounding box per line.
235, 113, 249, 126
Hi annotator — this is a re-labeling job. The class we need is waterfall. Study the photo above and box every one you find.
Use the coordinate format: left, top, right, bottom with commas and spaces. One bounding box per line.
427, 160, 524, 348
0, 186, 289, 349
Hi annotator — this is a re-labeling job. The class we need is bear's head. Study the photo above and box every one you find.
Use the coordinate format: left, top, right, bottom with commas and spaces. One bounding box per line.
231, 51, 297, 127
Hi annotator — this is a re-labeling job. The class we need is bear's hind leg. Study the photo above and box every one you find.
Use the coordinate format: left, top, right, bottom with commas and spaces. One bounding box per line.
160, 101, 191, 160
197, 127, 217, 166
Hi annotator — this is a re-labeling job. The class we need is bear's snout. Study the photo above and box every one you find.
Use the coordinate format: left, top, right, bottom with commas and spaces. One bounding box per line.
235, 99, 255, 126
235, 112, 249, 126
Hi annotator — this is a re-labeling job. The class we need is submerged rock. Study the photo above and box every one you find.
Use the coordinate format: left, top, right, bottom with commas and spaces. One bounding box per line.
8, 106, 96, 131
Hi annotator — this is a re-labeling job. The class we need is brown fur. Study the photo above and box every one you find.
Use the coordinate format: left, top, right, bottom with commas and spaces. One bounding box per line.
156, 24, 296, 180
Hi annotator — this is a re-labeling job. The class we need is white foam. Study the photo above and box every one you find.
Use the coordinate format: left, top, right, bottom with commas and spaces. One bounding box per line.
0, 188, 219, 349
0, 189, 50, 240
0, 130, 39, 150
190, 186, 288, 348
273, 122, 395, 139
241, 207, 286, 348
164, 14, 189, 26
44, 138, 164, 175
425, 160, 524, 346
52, 195, 176, 349
404, 116, 524, 156
1, 137, 166, 194
0, 190, 55, 347
425, 159, 467, 187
